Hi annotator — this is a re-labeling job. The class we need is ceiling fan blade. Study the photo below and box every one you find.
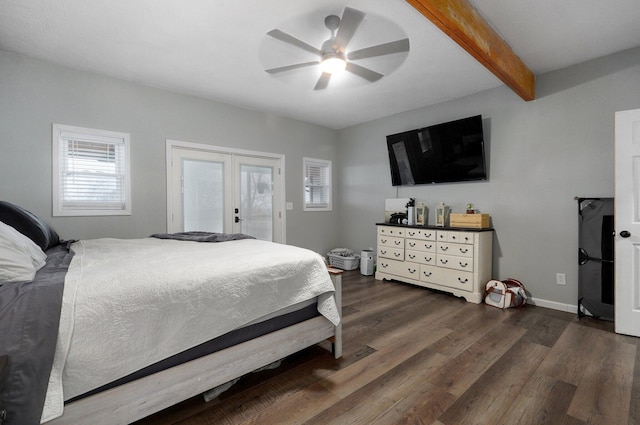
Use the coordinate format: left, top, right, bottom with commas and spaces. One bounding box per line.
267, 29, 322, 56
345, 62, 383, 82
314, 72, 331, 90
347, 39, 410, 61
335, 7, 365, 50
265, 61, 319, 74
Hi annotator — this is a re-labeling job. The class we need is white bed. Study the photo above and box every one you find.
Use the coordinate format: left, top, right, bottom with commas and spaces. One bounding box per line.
41, 237, 342, 425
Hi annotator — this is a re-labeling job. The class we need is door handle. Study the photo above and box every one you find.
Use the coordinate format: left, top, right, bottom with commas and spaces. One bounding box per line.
235, 216, 242, 223
620, 230, 631, 238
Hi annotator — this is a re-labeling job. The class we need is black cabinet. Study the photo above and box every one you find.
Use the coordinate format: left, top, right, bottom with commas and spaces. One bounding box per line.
578, 197, 614, 321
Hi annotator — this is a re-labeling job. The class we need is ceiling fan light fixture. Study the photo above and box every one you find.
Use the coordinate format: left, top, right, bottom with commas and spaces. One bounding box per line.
320, 54, 346, 74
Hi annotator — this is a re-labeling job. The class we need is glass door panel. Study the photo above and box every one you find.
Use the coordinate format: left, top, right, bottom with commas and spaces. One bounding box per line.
169, 148, 232, 233
234, 156, 282, 242
182, 159, 224, 232
238, 164, 273, 241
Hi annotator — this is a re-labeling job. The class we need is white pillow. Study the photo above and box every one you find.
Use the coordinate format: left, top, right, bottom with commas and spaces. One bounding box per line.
0, 220, 47, 283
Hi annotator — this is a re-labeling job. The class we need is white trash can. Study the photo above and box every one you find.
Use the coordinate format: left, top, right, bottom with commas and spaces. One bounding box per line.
360, 249, 375, 276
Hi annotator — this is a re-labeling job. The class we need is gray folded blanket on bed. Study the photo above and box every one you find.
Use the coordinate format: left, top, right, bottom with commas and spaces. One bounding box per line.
150, 231, 255, 242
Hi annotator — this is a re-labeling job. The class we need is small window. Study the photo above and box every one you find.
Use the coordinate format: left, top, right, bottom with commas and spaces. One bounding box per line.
52, 124, 131, 216
303, 157, 332, 211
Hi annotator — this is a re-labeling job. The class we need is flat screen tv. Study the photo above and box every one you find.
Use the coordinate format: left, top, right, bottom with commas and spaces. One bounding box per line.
386, 115, 487, 186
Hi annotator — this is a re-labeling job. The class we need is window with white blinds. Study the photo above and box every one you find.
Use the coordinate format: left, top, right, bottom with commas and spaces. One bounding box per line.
52, 124, 131, 216
303, 157, 332, 211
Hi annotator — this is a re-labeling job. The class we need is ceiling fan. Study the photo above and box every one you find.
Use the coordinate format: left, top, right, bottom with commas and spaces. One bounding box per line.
265, 7, 410, 90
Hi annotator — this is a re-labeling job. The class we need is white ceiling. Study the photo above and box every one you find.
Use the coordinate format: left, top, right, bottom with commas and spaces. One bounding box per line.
1, 0, 639, 129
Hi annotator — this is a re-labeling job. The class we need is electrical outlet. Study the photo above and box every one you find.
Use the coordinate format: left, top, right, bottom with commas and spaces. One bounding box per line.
556, 273, 566, 285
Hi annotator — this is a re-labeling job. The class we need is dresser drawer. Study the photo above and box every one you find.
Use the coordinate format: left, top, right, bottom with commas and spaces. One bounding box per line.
421, 265, 474, 292
377, 258, 420, 279
378, 235, 404, 249
437, 230, 458, 242
405, 239, 436, 252
405, 228, 436, 241
436, 230, 475, 244
420, 264, 439, 282
431, 267, 474, 292
437, 242, 473, 258
378, 226, 405, 237
406, 249, 435, 265
378, 246, 404, 261
437, 253, 474, 272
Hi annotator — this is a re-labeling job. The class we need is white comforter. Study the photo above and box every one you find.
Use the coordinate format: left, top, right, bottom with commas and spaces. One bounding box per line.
42, 237, 339, 422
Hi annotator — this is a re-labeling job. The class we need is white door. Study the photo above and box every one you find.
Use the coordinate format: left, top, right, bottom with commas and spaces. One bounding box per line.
614, 108, 640, 337
233, 156, 282, 242
168, 145, 284, 243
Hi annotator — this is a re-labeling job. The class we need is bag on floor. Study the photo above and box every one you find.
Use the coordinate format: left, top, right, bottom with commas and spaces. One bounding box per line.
484, 278, 527, 309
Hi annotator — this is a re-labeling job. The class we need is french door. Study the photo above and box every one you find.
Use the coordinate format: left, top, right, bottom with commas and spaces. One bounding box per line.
167, 142, 284, 243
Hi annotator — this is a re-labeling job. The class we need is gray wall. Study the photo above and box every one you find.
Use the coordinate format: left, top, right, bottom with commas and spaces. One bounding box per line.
336, 46, 640, 309
2, 46, 639, 309
0, 50, 339, 255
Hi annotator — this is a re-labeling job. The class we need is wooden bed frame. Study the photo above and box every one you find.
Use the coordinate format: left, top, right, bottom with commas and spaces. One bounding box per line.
45, 269, 343, 425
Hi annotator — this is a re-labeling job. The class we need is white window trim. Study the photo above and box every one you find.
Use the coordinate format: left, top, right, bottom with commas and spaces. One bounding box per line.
303, 157, 332, 212
52, 123, 131, 216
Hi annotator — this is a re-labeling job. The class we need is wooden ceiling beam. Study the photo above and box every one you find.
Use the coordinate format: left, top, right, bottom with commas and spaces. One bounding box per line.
406, 0, 535, 101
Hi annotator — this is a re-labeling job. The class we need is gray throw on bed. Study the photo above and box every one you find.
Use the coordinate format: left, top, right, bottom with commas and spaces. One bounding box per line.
150, 231, 256, 242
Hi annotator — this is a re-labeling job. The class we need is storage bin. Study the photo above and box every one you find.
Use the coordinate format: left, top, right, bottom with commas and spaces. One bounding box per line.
327, 253, 360, 270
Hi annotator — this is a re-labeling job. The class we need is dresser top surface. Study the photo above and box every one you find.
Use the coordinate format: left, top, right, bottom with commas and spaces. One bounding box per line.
376, 223, 494, 232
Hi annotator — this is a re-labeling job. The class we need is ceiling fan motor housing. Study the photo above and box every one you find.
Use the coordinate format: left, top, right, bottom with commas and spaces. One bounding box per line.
321, 38, 345, 59
324, 15, 341, 32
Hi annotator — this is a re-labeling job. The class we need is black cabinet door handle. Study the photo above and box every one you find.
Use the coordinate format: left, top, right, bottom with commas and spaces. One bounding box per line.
620, 230, 631, 238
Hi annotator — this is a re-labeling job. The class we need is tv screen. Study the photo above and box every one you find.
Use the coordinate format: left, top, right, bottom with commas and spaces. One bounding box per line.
386, 115, 487, 186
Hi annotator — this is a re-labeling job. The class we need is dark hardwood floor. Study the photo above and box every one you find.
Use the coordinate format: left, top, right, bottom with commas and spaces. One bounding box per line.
136, 271, 639, 425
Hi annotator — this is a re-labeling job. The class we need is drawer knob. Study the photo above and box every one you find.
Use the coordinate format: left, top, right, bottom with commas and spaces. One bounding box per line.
460, 248, 469, 254
408, 254, 415, 259
395, 253, 402, 257
424, 257, 432, 262
381, 263, 388, 268
395, 241, 401, 245
381, 239, 387, 243
381, 250, 387, 254
440, 246, 449, 251
408, 268, 416, 274
423, 271, 432, 277
459, 262, 468, 268
440, 259, 448, 264
457, 277, 469, 283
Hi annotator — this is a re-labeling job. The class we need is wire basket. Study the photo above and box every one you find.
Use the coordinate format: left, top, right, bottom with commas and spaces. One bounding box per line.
326, 253, 360, 270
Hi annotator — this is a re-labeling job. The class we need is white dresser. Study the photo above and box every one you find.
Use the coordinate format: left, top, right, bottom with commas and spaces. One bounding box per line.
375, 224, 493, 303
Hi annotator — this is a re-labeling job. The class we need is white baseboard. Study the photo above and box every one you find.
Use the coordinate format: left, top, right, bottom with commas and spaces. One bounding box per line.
527, 297, 578, 314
